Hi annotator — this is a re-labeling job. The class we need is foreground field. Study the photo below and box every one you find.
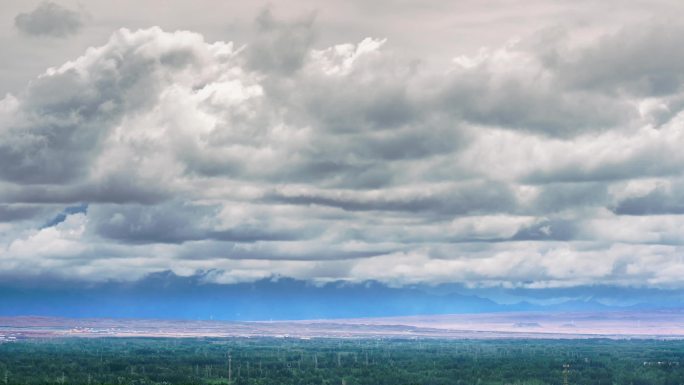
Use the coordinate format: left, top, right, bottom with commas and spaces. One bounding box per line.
1, 337, 683, 385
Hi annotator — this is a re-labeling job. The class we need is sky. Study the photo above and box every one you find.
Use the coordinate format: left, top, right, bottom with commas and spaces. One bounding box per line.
2, 0, 684, 317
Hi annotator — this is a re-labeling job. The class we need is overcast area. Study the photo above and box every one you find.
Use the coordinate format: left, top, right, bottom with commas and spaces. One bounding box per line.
2, 0, 684, 290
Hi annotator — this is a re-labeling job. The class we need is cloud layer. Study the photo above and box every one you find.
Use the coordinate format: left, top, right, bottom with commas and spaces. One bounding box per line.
2, 15, 684, 289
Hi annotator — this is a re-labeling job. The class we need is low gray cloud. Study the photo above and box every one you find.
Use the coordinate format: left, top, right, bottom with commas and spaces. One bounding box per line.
0, 169, 171, 205
14, 1, 85, 38
612, 184, 684, 216
89, 202, 312, 244
530, 183, 609, 214
266, 182, 516, 216
0, 204, 45, 222
554, 23, 684, 97
511, 219, 577, 241
437, 70, 632, 137
246, 8, 317, 75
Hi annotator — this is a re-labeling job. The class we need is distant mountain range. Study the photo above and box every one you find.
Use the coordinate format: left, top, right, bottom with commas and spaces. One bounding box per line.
0, 271, 682, 320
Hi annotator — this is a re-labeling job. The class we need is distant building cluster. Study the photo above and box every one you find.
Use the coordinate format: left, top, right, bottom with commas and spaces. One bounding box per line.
0, 334, 17, 343
643, 361, 680, 366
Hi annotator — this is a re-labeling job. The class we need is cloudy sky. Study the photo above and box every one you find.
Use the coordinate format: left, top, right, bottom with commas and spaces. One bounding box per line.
2, 0, 684, 300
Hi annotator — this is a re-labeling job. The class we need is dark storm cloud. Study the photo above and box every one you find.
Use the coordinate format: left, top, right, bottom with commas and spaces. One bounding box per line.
14, 1, 84, 38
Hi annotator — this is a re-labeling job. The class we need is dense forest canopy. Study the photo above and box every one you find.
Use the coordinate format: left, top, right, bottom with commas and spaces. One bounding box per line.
1, 338, 683, 385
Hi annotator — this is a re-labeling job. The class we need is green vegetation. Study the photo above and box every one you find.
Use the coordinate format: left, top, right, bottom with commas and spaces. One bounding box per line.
1, 338, 683, 385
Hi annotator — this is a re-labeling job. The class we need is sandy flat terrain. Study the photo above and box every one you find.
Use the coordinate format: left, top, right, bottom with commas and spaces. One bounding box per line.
1, 310, 682, 340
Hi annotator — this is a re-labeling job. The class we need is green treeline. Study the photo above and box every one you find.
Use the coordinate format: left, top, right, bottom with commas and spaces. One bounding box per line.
1, 337, 683, 385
